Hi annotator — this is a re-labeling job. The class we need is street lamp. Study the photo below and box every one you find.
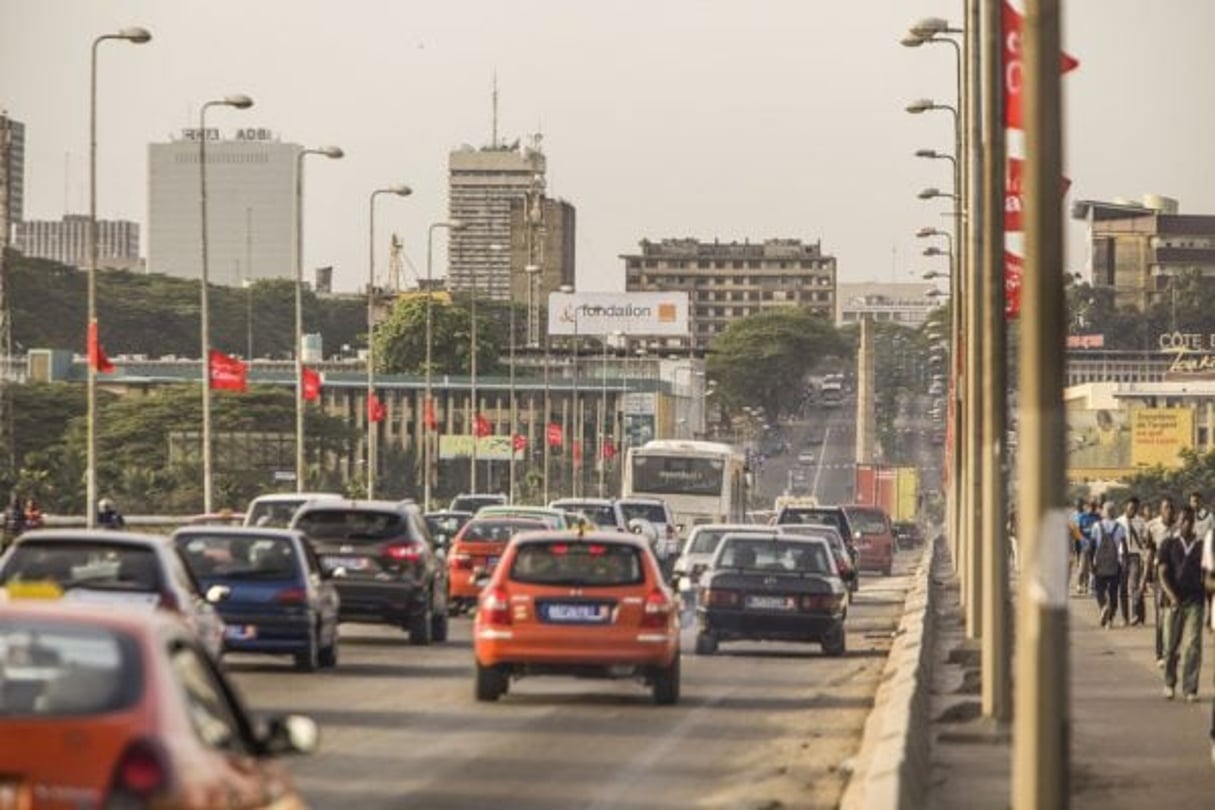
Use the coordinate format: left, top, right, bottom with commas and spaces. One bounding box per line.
423, 219, 465, 511
294, 145, 343, 492
366, 184, 412, 500
469, 243, 505, 494
558, 283, 578, 497
198, 93, 253, 515
922, 270, 951, 282
918, 186, 958, 202
86, 25, 151, 529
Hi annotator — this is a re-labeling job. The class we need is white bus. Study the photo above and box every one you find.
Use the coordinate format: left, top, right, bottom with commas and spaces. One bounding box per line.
622, 440, 749, 531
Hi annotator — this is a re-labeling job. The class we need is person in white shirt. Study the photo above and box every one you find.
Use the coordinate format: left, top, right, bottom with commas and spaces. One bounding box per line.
1145, 496, 1176, 665
1092, 502, 1126, 628
1188, 491, 1212, 545
1116, 496, 1149, 626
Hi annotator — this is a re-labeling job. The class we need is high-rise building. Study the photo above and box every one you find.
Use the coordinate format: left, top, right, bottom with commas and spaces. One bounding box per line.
835, 282, 940, 328
148, 127, 300, 287
448, 139, 546, 300
15, 215, 140, 269
622, 238, 837, 350
0, 113, 23, 227
508, 194, 575, 303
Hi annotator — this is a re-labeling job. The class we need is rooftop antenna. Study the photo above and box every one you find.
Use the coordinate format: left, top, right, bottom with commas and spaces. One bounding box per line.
491, 71, 499, 148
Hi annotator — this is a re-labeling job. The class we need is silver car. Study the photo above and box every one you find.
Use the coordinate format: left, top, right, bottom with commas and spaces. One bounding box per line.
672, 523, 772, 602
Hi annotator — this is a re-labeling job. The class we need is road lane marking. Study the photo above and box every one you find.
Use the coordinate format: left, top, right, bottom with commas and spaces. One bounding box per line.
811, 425, 832, 499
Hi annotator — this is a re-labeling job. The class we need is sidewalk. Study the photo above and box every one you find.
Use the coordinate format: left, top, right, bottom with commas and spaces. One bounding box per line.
927, 552, 1215, 809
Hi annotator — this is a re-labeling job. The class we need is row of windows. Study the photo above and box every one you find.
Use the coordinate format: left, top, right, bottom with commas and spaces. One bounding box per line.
172, 152, 271, 165
630, 274, 834, 288
628, 258, 827, 271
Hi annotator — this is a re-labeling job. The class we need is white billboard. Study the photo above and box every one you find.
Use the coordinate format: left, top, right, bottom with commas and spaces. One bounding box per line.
547, 291, 690, 337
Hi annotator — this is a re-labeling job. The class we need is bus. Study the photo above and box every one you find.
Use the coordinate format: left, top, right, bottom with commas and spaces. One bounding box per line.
820, 373, 844, 408
621, 440, 749, 532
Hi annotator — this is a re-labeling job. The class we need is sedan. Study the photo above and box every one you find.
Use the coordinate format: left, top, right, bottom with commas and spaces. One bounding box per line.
695, 532, 847, 657
0, 601, 316, 809
173, 527, 340, 671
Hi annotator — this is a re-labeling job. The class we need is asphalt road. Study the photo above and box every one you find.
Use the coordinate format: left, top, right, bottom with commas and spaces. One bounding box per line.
229, 558, 916, 810
756, 401, 858, 506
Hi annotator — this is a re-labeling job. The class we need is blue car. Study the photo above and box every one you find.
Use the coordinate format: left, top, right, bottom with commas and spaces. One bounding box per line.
172, 527, 340, 671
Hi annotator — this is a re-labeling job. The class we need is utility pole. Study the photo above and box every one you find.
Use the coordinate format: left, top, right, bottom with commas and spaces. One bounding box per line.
0, 115, 12, 476
1013, 1, 1069, 807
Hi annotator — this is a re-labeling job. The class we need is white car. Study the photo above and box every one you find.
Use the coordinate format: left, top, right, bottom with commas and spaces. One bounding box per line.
797, 450, 817, 465
243, 492, 343, 529
671, 524, 771, 598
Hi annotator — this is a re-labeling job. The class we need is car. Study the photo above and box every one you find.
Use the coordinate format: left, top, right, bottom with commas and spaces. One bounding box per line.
548, 498, 629, 532
694, 532, 847, 656
0, 600, 317, 809
671, 523, 773, 601
0, 529, 225, 658
475, 505, 578, 530
775, 523, 858, 593
172, 527, 341, 671
618, 497, 680, 560
290, 500, 448, 645
449, 493, 509, 514
892, 521, 924, 549
473, 529, 681, 705
424, 510, 475, 549
774, 505, 859, 573
446, 517, 548, 613
797, 450, 817, 465
243, 492, 344, 529
842, 505, 896, 576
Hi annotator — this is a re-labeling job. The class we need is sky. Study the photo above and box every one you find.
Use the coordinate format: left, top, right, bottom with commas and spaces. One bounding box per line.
3, 0, 1214, 294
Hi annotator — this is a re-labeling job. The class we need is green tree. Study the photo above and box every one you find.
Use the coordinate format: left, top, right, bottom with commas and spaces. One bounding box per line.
373, 295, 502, 375
706, 308, 847, 418
1117, 449, 1215, 506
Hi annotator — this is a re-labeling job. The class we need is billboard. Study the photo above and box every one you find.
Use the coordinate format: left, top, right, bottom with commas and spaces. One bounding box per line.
1131, 408, 1193, 469
547, 292, 690, 337
438, 435, 522, 461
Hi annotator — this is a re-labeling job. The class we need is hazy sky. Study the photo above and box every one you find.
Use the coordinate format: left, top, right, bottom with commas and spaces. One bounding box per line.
4, 1, 1214, 294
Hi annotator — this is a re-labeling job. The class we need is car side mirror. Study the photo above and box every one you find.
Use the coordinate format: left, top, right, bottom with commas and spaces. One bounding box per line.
260, 714, 320, 757
205, 585, 230, 604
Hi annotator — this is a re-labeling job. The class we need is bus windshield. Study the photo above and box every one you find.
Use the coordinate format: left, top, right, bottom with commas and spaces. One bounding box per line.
630, 455, 724, 496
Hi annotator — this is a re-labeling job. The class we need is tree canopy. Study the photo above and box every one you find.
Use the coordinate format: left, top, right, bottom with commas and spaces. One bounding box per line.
373, 294, 505, 375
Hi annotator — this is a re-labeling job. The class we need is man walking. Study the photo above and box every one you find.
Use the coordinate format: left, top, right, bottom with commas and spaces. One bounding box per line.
1117, 496, 1148, 626
1092, 501, 1125, 627
1146, 496, 1176, 666
1189, 491, 1212, 545
1157, 505, 1205, 701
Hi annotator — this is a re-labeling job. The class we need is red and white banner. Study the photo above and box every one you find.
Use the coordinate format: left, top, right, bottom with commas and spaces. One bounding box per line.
87, 321, 115, 373
209, 350, 247, 392
301, 366, 322, 401
1005, 157, 1072, 233
601, 437, 617, 461
512, 434, 527, 452
424, 398, 438, 431
367, 393, 386, 423
1003, 0, 1080, 130
1004, 252, 1024, 320
546, 423, 563, 448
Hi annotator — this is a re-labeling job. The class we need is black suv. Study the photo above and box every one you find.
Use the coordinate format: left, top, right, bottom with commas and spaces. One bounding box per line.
291, 500, 448, 645
774, 505, 859, 575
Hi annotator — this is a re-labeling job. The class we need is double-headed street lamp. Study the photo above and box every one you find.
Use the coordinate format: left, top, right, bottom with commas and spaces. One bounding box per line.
86, 25, 151, 529
366, 185, 413, 500
293, 145, 344, 493
423, 220, 465, 511
199, 94, 254, 515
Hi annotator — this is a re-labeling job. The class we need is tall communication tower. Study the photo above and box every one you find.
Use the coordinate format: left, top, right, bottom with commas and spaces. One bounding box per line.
0, 115, 14, 474
387, 233, 405, 292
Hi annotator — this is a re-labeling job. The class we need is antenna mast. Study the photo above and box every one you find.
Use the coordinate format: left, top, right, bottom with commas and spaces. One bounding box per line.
388, 233, 405, 292
491, 72, 499, 148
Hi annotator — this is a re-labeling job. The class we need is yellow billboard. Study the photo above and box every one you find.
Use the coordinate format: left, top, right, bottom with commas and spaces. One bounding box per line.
1131, 408, 1193, 469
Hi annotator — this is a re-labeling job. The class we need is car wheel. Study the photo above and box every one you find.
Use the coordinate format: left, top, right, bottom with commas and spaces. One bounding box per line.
651, 654, 681, 705
694, 631, 718, 656
431, 609, 449, 643
821, 623, 846, 657
475, 662, 508, 702
409, 603, 434, 646
318, 621, 339, 668
295, 629, 320, 672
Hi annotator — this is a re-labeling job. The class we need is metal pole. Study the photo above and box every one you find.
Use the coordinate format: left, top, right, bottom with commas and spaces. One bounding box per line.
470, 266, 478, 494
199, 102, 215, 515
980, 0, 1011, 723
424, 224, 438, 512
294, 150, 306, 492
543, 334, 551, 504
949, 36, 965, 579
571, 318, 579, 498
367, 191, 378, 499
86, 37, 101, 528
599, 338, 608, 497
1014, 0, 1069, 806
509, 271, 517, 502
963, 0, 984, 639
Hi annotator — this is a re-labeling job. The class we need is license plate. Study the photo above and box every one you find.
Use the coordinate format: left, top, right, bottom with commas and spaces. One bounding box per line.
225, 624, 258, 640
541, 603, 610, 623
486, 556, 500, 570
745, 595, 794, 611
322, 555, 367, 572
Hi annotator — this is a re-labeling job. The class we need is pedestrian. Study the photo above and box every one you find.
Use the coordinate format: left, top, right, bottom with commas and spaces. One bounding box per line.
1202, 527, 1215, 765
22, 497, 43, 531
1069, 498, 1086, 593
1146, 496, 1176, 666
97, 498, 125, 530
1092, 501, 1125, 627
1076, 499, 1100, 595
1117, 496, 1148, 626
1189, 491, 1213, 545
1157, 505, 1205, 702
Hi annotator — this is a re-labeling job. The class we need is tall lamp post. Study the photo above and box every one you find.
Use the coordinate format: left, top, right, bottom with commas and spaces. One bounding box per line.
366, 184, 412, 499
423, 220, 464, 512
198, 94, 253, 515
86, 25, 151, 528
293, 145, 343, 492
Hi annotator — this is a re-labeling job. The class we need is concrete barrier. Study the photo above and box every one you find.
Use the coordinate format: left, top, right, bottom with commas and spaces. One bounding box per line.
839, 534, 938, 810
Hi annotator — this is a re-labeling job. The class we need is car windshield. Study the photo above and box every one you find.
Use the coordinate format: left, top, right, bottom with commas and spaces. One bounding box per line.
687, 529, 765, 555
560, 505, 618, 529
1, 542, 162, 593
778, 508, 850, 539
619, 502, 669, 525
849, 509, 888, 535
459, 519, 545, 544
717, 538, 833, 575
175, 533, 299, 579
451, 496, 506, 513
481, 509, 563, 528
0, 619, 141, 717
294, 509, 407, 542
245, 499, 307, 529
510, 541, 643, 587
778, 524, 841, 549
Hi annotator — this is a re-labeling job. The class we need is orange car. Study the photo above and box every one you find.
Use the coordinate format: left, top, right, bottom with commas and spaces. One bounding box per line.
0, 599, 317, 809
473, 529, 681, 704
446, 517, 548, 613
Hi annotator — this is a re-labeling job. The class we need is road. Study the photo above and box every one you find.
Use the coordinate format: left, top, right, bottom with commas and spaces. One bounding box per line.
230, 562, 915, 809
756, 401, 858, 506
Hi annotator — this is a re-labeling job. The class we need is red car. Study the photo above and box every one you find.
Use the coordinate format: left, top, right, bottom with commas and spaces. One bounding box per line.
446, 517, 547, 613
842, 505, 896, 576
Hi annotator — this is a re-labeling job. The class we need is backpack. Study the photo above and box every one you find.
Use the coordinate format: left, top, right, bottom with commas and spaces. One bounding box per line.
1093, 520, 1121, 576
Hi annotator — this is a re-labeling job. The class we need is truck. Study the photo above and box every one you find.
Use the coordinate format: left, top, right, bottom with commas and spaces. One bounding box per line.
854, 464, 919, 523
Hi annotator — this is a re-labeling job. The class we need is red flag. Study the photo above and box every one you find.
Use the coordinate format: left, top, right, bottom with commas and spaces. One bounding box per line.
512, 434, 527, 452
1005, 251, 1024, 320
601, 437, 617, 461
424, 397, 438, 431
1003, 0, 1080, 130
1005, 157, 1071, 232
474, 413, 492, 438
87, 322, 115, 373
301, 366, 322, 401
368, 392, 386, 423
572, 440, 583, 465
208, 350, 248, 392
546, 422, 563, 447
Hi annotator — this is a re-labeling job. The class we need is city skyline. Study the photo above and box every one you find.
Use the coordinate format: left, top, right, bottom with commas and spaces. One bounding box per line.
3, 1, 1214, 294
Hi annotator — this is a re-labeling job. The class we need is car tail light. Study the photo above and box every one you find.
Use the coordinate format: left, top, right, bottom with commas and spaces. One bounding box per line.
482, 586, 512, 626
275, 587, 307, 605
108, 739, 169, 804
384, 542, 424, 562
799, 594, 842, 611
451, 552, 474, 570
641, 589, 673, 628
703, 588, 741, 608
157, 591, 181, 612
